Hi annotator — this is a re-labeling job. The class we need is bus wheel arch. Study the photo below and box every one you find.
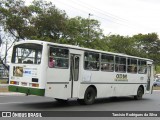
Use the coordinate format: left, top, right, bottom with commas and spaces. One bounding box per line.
78, 85, 97, 105
134, 85, 144, 100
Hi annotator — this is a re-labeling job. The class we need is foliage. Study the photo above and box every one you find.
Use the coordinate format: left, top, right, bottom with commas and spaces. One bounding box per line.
63, 16, 104, 49
133, 33, 160, 65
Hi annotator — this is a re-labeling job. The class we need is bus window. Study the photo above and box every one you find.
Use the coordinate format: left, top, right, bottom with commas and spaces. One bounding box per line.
101, 54, 114, 71
12, 43, 42, 64
49, 47, 69, 68
127, 58, 137, 73
84, 52, 99, 70
115, 56, 126, 72
138, 60, 147, 74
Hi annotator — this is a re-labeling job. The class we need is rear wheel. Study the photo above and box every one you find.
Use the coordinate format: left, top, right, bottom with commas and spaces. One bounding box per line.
77, 87, 96, 105
134, 87, 144, 100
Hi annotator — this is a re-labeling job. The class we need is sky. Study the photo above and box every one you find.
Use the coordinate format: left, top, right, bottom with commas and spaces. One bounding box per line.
1, 0, 160, 63
25, 0, 160, 36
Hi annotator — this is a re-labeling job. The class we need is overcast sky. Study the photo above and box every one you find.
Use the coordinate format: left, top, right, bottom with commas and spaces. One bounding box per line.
1, 0, 160, 63
25, 0, 160, 36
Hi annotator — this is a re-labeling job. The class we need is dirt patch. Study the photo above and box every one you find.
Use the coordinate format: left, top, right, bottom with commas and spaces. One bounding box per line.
153, 86, 160, 90
0, 86, 8, 92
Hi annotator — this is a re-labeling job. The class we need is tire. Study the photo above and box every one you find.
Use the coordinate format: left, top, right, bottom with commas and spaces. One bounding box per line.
153, 84, 157, 87
134, 87, 144, 100
78, 87, 96, 105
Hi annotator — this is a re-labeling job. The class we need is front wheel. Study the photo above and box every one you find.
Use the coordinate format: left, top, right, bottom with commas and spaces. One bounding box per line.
78, 87, 96, 105
134, 87, 144, 100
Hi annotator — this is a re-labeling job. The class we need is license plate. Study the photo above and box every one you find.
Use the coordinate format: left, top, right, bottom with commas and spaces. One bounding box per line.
21, 82, 27, 86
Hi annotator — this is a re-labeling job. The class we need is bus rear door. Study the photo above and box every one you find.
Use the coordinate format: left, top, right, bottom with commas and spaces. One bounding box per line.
146, 62, 153, 93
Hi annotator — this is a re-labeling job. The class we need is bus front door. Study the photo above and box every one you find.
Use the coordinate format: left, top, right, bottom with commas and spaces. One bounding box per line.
70, 54, 80, 98
146, 64, 152, 93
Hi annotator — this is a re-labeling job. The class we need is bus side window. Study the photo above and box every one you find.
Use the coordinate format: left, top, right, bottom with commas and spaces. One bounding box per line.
138, 60, 147, 74
127, 58, 137, 73
115, 56, 126, 72
49, 47, 69, 69
84, 52, 99, 70
101, 54, 114, 72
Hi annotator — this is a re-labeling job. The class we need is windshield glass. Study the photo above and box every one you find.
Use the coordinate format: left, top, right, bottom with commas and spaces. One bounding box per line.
12, 43, 43, 64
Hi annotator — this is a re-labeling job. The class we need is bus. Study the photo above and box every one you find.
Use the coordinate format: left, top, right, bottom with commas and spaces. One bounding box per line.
9, 40, 154, 105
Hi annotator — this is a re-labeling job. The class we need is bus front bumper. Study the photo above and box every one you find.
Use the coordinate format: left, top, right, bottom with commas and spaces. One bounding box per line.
8, 85, 45, 96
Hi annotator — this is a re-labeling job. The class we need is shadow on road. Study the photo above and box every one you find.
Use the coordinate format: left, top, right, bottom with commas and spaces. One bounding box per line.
15, 96, 151, 109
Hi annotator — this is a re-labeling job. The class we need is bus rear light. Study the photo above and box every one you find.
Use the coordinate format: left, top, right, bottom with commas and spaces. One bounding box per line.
10, 81, 19, 85
32, 83, 39, 87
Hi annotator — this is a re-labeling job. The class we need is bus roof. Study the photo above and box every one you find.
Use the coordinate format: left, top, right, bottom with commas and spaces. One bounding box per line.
14, 40, 153, 62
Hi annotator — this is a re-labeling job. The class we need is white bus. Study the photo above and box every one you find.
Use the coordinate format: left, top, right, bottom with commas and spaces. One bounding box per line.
9, 40, 154, 105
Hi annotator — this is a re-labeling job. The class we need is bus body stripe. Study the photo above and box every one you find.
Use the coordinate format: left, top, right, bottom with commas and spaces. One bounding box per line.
81, 82, 147, 84
47, 82, 69, 84
46, 82, 147, 84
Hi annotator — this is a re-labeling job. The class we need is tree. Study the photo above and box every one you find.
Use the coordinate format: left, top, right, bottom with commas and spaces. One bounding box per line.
29, 0, 68, 42
63, 16, 104, 49
0, 0, 69, 42
103, 35, 138, 55
133, 33, 160, 65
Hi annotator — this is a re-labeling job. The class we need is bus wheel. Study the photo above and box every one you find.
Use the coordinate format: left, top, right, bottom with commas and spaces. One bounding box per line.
78, 87, 96, 105
134, 87, 144, 100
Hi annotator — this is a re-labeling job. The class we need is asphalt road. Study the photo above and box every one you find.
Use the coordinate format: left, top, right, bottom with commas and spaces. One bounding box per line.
0, 91, 160, 120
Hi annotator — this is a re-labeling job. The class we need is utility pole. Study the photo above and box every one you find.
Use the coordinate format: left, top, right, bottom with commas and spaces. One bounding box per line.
4, 40, 7, 64
0, 28, 2, 64
88, 13, 93, 43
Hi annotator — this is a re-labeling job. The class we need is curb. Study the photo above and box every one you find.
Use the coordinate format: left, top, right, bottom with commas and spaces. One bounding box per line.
153, 90, 160, 92
0, 92, 25, 96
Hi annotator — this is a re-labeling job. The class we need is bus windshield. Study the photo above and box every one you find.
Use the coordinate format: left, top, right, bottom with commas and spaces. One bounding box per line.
12, 43, 43, 64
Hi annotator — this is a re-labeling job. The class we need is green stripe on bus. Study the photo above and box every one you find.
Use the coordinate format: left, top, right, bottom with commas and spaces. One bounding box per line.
8, 86, 45, 96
